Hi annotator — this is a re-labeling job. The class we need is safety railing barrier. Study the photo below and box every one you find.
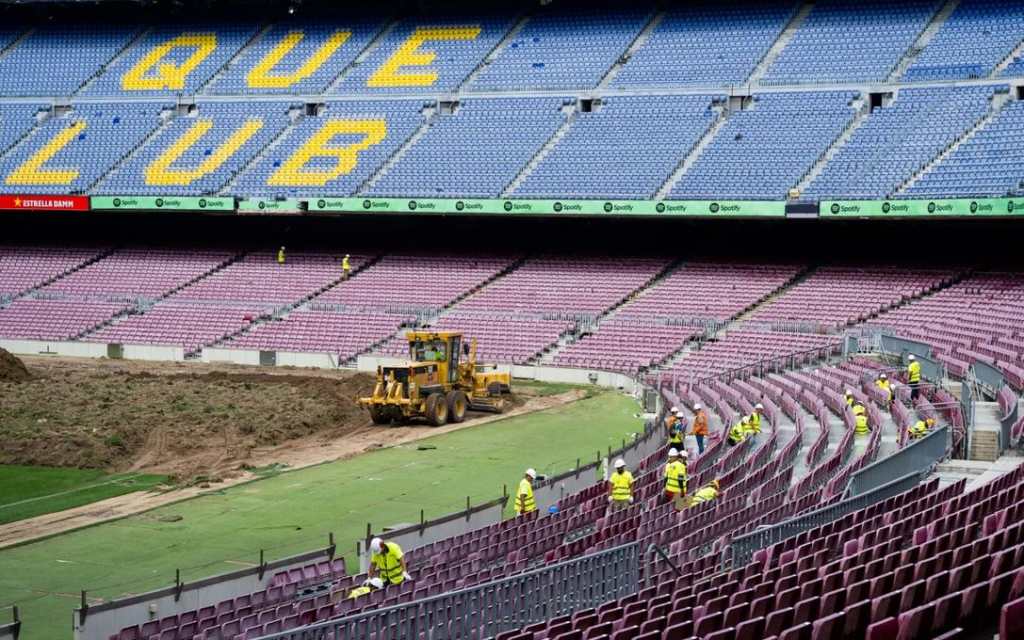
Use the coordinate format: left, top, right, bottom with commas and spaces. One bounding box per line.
255, 543, 641, 640
843, 426, 949, 497
726, 471, 923, 567
0, 608, 20, 640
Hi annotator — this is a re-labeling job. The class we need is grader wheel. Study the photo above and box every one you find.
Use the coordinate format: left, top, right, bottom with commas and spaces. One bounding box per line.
425, 393, 449, 427
369, 406, 389, 425
447, 390, 468, 423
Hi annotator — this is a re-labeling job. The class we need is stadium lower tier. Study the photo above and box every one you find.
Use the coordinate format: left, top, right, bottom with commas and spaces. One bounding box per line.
3, 248, 1024, 389
101, 351, 1018, 640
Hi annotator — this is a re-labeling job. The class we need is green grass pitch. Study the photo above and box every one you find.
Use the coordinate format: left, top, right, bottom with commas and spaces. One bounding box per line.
0, 387, 643, 640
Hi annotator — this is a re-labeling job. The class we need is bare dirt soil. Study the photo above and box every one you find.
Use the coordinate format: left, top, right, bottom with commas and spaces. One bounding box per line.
0, 355, 583, 547
0, 356, 378, 479
0, 348, 32, 382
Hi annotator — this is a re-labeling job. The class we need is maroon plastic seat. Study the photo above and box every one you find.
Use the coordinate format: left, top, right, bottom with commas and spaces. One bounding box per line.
778, 622, 812, 640
734, 616, 764, 640
764, 607, 793, 637
1001, 597, 1024, 640
865, 617, 898, 640
704, 628, 736, 640
661, 621, 693, 640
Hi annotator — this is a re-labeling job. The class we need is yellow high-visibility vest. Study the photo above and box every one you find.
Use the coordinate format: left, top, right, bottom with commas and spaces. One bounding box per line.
749, 412, 762, 433
610, 470, 634, 501
877, 380, 892, 399
852, 403, 866, 417
276, 249, 285, 264
664, 461, 686, 494
342, 256, 351, 271
908, 361, 921, 383
691, 486, 718, 504
855, 414, 869, 435
371, 543, 405, 584
909, 420, 928, 439
516, 478, 536, 514
728, 423, 745, 444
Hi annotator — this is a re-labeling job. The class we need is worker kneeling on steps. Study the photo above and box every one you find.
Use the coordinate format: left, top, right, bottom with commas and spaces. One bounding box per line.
908, 417, 936, 440
688, 479, 720, 507
728, 416, 750, 446
608, 458, 634, 510
369, 537, 410, 586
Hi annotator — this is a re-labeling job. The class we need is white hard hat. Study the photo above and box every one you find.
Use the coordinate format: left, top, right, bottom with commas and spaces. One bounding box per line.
370, 537, 383, 554
679, 451, 689, 459
614, 458, 625, 469
908, 354, 916, 361
755, 403, 764, 410
671, 406, 678, 413
693, 403, 702, 411
368, 577, 384, 589
668, 448, 679, 457
879, 373, 887, 379
845, 389, 853, 395
525, 468, 537, 479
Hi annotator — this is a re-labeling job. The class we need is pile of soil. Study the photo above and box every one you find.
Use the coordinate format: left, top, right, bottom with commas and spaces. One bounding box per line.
0, 357, 375, 477
0, 348, 31, 382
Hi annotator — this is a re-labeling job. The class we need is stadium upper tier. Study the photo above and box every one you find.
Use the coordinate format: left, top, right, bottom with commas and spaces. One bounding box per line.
0, 0, 1023, 200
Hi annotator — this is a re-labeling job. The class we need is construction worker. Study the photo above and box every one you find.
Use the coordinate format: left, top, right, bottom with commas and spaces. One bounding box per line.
368, 538, 409, 586
690, 479, 720, 506
515, 468, 537, 515
854, 405, 870, 435
663, 449, 688, 501
691, 403, 708, 455
851, 400, 866, 419
728, 416, 749, 446
908, 355, 922, 401
876, 373, 893, 406
342, 254, 351, 280
666, 407, 684, 454
277, 246, 286, 265
844, 389, 855, 408
607, 458, 634, 510
747, 403, 764, 436
908, 418, 936, 440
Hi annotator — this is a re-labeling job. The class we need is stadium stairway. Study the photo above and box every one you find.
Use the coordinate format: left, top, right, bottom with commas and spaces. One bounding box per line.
654, 101, 729, 200
5, 246, 114, 300
744, 1, 815, 86
72, 249, 248, 341
792, 95, 871, 198
534, 258, 686, 366
218, 105, 305, 196
356, 104, 437, 194
885, 0, 962, 83
594, 10, 666, 90
894, 89, 1013, 196
338, 255, 526, 365
991, 36, 1024, 78
457, 15, 531, 92
86, 106, 177, 193
201, 252, 385, 357
501, 102, 578, 197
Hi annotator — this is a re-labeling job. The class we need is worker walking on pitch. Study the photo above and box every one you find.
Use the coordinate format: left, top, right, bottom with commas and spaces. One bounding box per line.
908, 355, 922, 401
876, 373, 894, 407
342, 254, 351, 280
664, 449, 688, 501
608, 458, 634, 510
908, 417, 936, 440
689, 480, 720, 507
691, 403, 708, 454
277, 246, 286, 265
368, 537, 410, 586
515, 468, 537, 516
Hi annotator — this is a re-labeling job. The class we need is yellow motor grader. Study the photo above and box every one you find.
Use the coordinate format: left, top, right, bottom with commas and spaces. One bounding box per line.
357, 331, 512, 426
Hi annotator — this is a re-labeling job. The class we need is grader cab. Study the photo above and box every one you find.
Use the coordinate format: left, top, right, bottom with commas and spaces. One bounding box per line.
357, 331, 512, 426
